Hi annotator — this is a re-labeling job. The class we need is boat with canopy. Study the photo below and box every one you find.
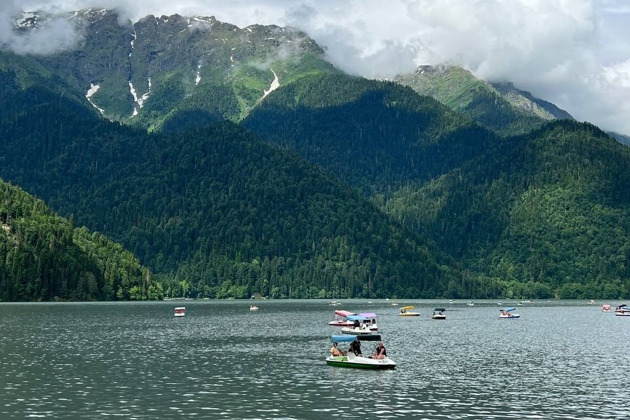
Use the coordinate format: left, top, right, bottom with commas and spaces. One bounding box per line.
341, 313, 379, 334
328, 309, 356, 327
499, 307, 520, 318
326, 334, 396, 370
432, 308, 446, 320
615, 304, 630, 316
399, 305, 421, 316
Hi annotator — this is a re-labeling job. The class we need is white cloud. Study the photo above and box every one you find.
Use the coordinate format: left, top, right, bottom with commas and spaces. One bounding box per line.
3, 0, 630, 134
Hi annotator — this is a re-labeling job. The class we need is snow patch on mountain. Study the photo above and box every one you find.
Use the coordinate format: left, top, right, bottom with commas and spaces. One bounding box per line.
86, 83, 105, 115
129, 77, 151, 118
262, 69, 279, 99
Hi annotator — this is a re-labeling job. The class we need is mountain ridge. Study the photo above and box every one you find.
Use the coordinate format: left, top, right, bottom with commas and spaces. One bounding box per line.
395, 64, 573, 136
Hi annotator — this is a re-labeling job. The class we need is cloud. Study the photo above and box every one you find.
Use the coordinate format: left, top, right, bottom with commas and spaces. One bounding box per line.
4, 0, 630, 135
1, 1, 84, 55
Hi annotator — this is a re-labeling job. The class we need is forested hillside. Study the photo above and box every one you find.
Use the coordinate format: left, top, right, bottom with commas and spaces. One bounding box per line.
0, 69, 466, 299
243, 73, 501, 195
385, 121, 630, 298
0, 180, 151, 301
243, 74, 630, 299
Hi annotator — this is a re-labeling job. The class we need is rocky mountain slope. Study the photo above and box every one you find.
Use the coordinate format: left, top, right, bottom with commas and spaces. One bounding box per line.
395, 65, 572, 136
14, 9, 338, 130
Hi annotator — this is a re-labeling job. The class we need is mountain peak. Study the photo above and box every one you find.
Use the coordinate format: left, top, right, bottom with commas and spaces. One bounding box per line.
397, 64, 572, 135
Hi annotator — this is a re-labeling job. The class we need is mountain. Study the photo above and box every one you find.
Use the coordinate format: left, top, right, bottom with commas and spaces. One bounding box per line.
384, 120, 630, 298
242, 74, 630, 299
395, 65, 572, 136
609, 131, 630, 147
3, 9, 630, 300
14, 9, 338, 131
243, 73, 501, 195
0, 68, 462, 299
0, 178, 151, 301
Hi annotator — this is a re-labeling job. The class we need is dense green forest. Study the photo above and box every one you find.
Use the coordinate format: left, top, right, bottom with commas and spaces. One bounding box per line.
0, 69, 469, 300
243, 73, 501, 195
384, 121, 630, 299
0, 180, 154, 301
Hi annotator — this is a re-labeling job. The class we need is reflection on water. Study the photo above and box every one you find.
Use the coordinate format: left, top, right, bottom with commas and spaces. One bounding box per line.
1, 300, 629, 418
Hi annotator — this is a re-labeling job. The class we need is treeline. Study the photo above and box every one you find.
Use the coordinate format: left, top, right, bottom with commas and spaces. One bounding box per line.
0, 180, 158, 301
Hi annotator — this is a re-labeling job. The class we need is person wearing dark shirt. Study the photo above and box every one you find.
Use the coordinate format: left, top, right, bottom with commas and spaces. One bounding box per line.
349, 339, 362, 356
372, 342, 386, 359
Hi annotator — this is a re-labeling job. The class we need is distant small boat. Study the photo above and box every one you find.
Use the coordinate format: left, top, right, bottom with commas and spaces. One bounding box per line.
467, 301, 474, 307
615, 304, 630, 316
174, 307, 186, 317
602, 304, 611, 312
250, 305, 259, 311
499, 307, 520, 319
432, 308, 446, 320
341, 326, 374, 335
399, 306, 420, 317
328, 310, 356, 327
329, 300, 342, 306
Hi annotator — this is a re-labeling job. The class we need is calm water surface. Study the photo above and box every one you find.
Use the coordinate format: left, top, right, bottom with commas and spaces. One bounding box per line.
1, 300, 629, 419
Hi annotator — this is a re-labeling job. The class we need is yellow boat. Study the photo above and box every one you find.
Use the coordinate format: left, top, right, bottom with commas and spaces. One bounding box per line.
399, 305, 420, 316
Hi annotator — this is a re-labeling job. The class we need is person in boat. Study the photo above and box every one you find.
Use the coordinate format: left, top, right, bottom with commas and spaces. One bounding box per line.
353, 319, 361, 329
330, 342, 346, 357
371, 342, 387, 360
349, 339, 362, 356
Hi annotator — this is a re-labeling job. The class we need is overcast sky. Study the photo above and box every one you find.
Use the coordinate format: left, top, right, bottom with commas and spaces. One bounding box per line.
3, 0, 630, 135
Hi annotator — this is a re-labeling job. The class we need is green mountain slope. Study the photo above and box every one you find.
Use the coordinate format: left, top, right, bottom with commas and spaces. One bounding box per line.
395, 65, 572, 136
0, 69, 461, 299
0, 179, 150, 301
243, 73, 501, 195
385, 121, 630, 298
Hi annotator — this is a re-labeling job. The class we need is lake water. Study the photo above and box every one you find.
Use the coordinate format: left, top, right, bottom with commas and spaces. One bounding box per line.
1, 300, 629, 419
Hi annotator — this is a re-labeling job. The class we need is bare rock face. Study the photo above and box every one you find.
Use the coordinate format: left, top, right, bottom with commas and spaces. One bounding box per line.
11, 9, 330, 127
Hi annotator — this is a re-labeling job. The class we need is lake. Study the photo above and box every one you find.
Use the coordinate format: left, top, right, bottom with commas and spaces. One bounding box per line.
1, 300, 628, 419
